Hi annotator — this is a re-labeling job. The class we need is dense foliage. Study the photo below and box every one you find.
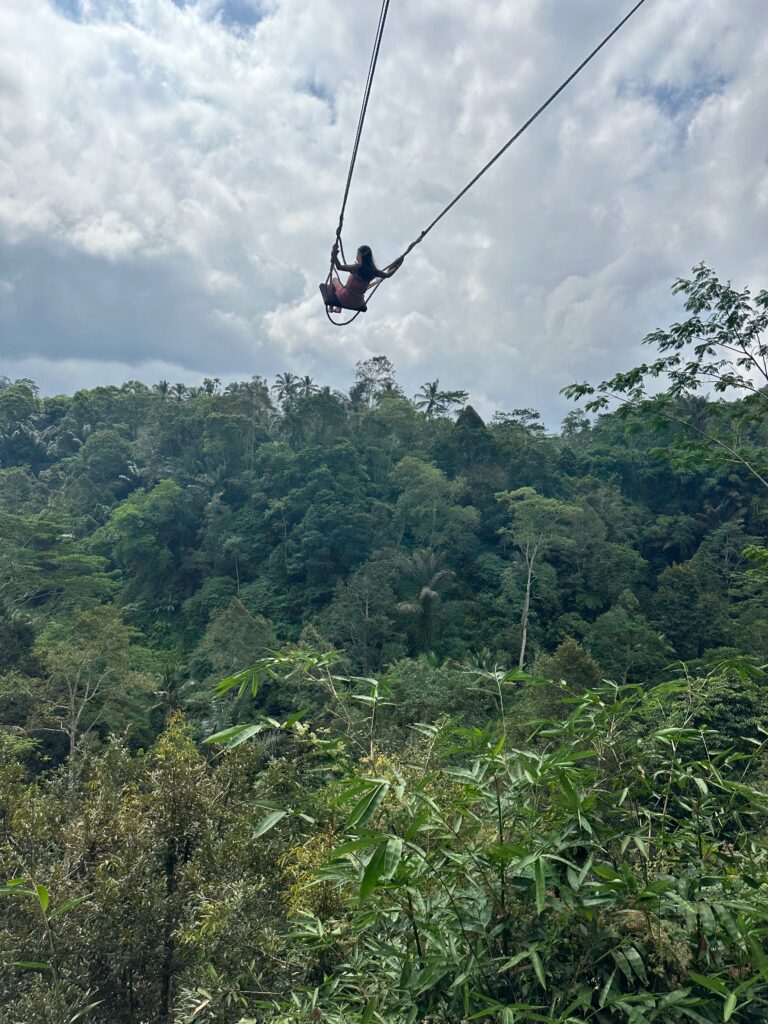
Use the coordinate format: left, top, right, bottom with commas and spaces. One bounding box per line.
1, 268, 767, 1022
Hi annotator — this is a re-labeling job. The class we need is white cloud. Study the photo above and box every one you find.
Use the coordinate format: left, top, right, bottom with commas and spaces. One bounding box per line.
0, 0, 767, 423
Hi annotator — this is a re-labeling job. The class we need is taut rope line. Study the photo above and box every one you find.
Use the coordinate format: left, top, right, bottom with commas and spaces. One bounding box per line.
326, 0, 651, 325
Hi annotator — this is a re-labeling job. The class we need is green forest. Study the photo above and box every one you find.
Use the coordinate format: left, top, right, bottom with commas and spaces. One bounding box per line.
2, 267, 768, 1023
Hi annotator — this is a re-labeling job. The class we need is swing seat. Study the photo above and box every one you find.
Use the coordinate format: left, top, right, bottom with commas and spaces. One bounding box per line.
319, 283, 367, 313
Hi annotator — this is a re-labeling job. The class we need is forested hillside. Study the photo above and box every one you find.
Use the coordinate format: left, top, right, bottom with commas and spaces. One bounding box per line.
2, 270, 768, 1023
2, 355, 766, 721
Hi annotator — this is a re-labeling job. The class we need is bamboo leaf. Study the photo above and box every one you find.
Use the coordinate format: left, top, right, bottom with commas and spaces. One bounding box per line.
203, 724, 264, 747
347, 782, 388, 828
689, 972, 728, 997
360, 837, 402, 901
69, 1001, 104, 1022
212, 667, 259, 697
252, 809, 287, 838
599, 969, 616, 1007
534, 859, 546, 916
498, 950, 531, 972
530, 949, 546, 990
50, 895, 90, 920
35, 884, 49, 913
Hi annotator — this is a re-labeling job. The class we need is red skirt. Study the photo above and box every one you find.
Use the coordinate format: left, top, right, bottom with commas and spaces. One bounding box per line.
320, 277, 367, 312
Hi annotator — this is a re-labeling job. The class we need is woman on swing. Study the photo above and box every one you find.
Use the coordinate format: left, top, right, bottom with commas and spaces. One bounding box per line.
321, 243, 403, 314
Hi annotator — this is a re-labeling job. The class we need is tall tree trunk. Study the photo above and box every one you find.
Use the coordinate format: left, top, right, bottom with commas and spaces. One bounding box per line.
518, 558, 534, 670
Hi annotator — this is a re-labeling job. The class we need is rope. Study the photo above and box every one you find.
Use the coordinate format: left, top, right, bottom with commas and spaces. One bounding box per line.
325, 0, 650, 325
324, 0, 391, 326
335, 0, 391, 244
395, 0, 650, 260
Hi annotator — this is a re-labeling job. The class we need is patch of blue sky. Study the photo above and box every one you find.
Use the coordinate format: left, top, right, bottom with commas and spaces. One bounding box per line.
620, 72, 731, 121
168, 0, 265, 30
49, 0, 82, 21
651, 76, 730, 119
302, 79, 336, 118
50, 0, 265, 30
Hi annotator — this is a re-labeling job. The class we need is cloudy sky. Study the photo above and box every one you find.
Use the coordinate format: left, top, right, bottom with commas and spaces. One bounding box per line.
1, 0, 767, 424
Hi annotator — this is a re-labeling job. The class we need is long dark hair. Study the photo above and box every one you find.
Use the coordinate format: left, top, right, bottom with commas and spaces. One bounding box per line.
355, 245, 380, 282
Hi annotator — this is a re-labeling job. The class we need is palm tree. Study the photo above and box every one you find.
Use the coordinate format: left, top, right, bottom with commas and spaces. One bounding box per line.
171, 383, 187, 403
271, 372, 300, 405
154, 379, 170, 400
297, 376, 319, 399
395, 549, 456, 653
414, 380, 441, 417
414, 380, 469, 418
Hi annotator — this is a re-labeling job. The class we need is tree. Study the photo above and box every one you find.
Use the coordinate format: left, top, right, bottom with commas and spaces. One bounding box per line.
0, 381, 46, 470
30, 606, 137, 772
395, 549, 455, 653
0, 603, 39, 675
414, 380, 468, 418
320, 555, 403, 672
561, 408, 591, 437
586, 593, 672, 683
350, 355, 402, 406
497, 487, 578, 668
96, 480, 205, 619
531, 636, 603, 717
297, 376, 318, 399
564, 265, 768, 489
651, 562, 729, 660
191, 598, 277, 682
391, 456, 479, 553
272, 372, 300, 405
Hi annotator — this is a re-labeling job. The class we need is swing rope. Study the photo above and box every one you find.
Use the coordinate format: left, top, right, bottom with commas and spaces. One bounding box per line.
395, 0, 650, 261
325, 0, 391, 326
325, 0, 650, 325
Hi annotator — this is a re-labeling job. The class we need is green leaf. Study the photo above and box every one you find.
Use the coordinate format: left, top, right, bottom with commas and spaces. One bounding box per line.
633, 836, 649, 859
330, 836, 383, 857
50, 895, 90, 920
360, 837, 402, 901
623, 946, 648, 984
534, 859, 546, 916
658, 989, 691, 1009
530, 949, 546, 990
347, 781, 388, 828
498, 950, 532, 972
689, 972, 728, 997
14, 961, 52, 971
599, 969, 616, 1007
0, 884, 36, 898
212, 666, 259, 697
593, 863, 622, 881
69, 1001, 104, 1022
203, 723, 264, 747
723, 993, 737, 1021
361, 996, 377, 1024
35, 885, 49, 912
282, 709, 307, 729
252, 809, 287, 838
